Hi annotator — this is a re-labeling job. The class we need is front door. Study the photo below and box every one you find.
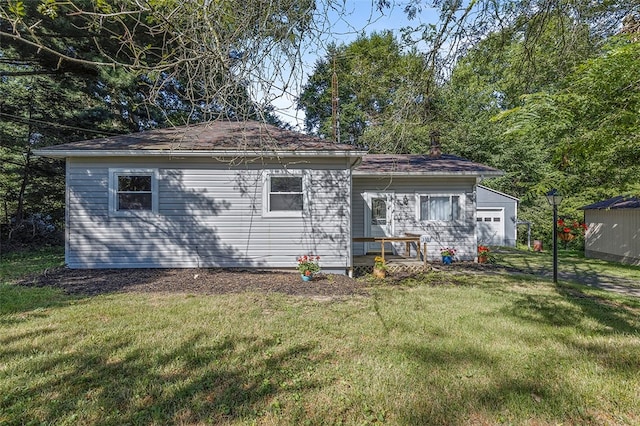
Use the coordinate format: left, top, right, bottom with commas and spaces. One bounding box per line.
365, 193, 393, 253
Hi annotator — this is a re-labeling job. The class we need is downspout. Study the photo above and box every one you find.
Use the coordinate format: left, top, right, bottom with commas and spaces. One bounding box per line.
347, 153, 365, 277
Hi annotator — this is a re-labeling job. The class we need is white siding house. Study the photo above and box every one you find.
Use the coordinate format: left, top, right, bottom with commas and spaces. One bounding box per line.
36, 121, 365, 273
64, 157, 355, 271
581, 196, 640, 266
35, 120, 503, 272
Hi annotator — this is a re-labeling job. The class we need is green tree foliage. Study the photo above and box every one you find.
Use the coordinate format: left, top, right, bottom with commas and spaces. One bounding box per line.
0, 0, 316, 117
0, 47, 117, 244
298, 31, 434, 151
439, 14, 595, 167
497, 34, 640, 203
395, 0, 635, 72
418, 9, 637, 247
1, 0, 303, 246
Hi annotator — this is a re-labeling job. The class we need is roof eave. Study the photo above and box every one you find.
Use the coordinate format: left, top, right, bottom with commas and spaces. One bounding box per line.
33, 149, 368, 159
477, 184, 519, 201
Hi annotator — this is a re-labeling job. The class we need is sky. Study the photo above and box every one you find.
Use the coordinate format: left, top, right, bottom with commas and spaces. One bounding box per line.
269, 0, 440, 129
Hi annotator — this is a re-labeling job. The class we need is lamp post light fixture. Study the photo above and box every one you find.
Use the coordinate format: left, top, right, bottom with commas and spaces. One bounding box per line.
546, 189, 563, 283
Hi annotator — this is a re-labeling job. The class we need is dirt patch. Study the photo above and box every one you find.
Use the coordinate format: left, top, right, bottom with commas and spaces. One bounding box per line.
16, 267, 371, 298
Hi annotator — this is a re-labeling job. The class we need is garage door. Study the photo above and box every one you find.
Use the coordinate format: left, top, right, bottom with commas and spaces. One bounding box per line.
477, 208, 504, 246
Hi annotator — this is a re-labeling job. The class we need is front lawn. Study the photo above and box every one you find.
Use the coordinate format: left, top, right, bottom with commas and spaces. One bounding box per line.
0, 245, 64, 283
494, 247, 640, 288
1, 250, 639, 424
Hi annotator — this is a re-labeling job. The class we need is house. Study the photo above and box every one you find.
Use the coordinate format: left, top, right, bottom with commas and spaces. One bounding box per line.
352, 155, 503, 260
33, 120, 503, 273
580, 196, 640, 266
476, 185, 518, 247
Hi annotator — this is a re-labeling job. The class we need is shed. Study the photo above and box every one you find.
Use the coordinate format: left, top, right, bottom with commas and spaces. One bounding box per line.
475, 185, 519, 247
580, 196, 640, 265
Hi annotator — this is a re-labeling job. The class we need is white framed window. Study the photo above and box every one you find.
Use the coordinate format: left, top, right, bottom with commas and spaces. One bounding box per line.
108, 168, 158, 216
417, 194, 462, 221
263, 170, 305, 217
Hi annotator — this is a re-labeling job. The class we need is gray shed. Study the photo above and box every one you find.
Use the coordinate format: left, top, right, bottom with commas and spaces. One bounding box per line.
475, 185, 518, 247
580, 196, 640, 265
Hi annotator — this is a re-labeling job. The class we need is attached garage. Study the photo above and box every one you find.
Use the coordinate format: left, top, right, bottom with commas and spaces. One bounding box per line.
476, 185, 518, 247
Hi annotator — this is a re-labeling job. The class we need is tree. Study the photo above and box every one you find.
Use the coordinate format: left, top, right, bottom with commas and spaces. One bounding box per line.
497, 34, 640, 200
393, 0, 636, 73
437, 14, 596, 194
0, 42, 124, 244
1, 0, 316, 246
1, 0, 317, 119
3, 0, 636, 119
298, 31, 433, 151
428, 10, 627, 248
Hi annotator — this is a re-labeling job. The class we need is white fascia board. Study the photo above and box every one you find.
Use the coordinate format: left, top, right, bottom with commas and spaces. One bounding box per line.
477, 184, 520, 201
33, 149, 368, 159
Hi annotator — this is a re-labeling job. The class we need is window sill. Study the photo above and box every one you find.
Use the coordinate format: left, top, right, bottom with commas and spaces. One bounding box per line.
109, 210, 158, 218
262, 210, 303, 218
418, 220, 465, 225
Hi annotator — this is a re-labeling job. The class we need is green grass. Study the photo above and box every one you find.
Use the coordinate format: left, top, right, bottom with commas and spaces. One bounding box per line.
494, 248, 640, 287
0, 246, 64, 283
1, 249, 639, 425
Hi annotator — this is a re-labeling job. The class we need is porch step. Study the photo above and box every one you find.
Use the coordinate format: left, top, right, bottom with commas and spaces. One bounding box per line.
352, 255, 430, 277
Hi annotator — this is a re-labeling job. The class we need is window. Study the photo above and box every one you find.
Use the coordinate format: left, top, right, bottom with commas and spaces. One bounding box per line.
418, 195, 461, 221
109, 169, 158, 216
371, 198, 387, 225
264, 171, 305, 216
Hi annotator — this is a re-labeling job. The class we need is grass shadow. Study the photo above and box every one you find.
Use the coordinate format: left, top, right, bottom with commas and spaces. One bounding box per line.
557, 285, 640, 335
0, 283, 73, 319
1, 330, 329, 424
503, 283, 639, 336
495, 248, 640, 288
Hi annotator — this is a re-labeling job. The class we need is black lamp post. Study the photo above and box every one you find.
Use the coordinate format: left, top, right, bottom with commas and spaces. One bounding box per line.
546, 189, 563, 283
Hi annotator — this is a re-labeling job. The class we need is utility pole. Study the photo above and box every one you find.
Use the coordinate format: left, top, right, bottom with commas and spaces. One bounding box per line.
331, 55, 340, 144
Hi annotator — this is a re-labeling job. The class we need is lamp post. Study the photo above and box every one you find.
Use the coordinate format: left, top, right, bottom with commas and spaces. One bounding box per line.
546, 189, 563, 283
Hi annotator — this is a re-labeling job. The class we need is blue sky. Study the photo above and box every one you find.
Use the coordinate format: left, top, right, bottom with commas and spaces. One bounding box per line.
270, 0, 440, 128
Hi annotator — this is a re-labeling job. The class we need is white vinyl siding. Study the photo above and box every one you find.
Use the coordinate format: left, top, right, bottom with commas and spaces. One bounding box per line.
66, 157, 352, 271
352, 176, 477, 260
476, 185, 518, 247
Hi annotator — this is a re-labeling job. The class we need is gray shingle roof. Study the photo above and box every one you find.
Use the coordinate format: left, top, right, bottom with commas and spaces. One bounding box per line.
33, 121, 505, 178
580, 196, 640, 210
34, 120, 363, 156
354, 154, 503, 177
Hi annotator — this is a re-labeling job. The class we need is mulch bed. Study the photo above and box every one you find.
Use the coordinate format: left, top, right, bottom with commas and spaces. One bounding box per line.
16, 267, 372, 297
14, 262, 517, 299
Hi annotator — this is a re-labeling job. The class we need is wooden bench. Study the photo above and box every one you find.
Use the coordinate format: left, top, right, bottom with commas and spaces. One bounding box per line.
353, 235, 426, 266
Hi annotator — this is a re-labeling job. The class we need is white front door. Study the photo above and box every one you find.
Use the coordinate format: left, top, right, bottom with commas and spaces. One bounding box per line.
365, 193, 393, 253
476, 208, 504, 246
